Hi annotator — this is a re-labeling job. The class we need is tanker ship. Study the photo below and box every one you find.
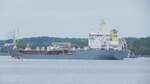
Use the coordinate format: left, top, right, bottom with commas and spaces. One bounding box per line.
7, 20, 130, 60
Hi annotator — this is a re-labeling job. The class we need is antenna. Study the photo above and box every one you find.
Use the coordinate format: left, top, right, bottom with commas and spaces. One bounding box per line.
13, 30, 17, 49
13, 28, 19, 49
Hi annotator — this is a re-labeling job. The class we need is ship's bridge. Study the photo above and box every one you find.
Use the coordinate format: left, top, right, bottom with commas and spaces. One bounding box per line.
88, 32, 111, 49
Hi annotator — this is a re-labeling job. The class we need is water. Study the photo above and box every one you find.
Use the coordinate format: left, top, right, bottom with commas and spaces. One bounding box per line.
0, 56, 150, 84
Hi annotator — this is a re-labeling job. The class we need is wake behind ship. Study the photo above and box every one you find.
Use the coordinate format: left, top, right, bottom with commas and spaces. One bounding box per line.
7, 20, 130, 60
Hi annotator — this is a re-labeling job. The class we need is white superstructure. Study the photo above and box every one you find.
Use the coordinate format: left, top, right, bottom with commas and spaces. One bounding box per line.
88, 32, 110, 49
88, 20, 127, 50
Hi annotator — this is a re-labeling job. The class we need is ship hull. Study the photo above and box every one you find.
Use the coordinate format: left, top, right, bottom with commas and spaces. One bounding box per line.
9, 49, 129, 60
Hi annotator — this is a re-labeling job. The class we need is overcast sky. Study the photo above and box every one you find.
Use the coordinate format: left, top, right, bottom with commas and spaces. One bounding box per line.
0, 0, 150, 39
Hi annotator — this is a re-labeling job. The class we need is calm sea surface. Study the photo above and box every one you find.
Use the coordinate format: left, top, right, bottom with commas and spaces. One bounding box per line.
0, 56, 150, 84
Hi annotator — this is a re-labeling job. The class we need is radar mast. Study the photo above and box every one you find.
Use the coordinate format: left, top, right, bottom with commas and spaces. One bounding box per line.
99, 19, 108, 34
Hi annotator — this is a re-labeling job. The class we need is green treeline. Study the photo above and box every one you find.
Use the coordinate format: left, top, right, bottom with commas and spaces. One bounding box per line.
0, 37, 88, 50
127, 37, 150, 55
0, 37, 150, 55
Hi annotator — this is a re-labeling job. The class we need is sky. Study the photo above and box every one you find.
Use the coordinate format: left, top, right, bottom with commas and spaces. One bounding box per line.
0, 0, 150, 39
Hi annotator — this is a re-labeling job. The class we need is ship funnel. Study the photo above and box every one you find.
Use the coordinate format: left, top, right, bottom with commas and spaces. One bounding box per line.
110, 29, 118, 41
